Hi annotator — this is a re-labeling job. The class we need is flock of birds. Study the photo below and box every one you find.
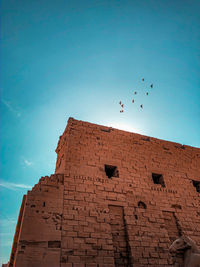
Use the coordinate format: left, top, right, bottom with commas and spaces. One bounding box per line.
119, 78, 153, 113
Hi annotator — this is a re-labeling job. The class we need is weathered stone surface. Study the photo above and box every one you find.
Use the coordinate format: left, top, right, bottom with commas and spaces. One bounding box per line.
8, 174, 64, 267
169, 236, 200, 266
7, 118, 200, 267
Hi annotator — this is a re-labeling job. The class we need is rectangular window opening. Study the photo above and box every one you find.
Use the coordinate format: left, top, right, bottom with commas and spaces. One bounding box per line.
192, 180, 200, 193
105, 165, 119, 179
152, 173, 165, 187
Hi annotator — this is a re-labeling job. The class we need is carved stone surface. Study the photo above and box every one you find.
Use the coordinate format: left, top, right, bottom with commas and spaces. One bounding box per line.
7, 118, 200, 267
169, 236, 200, 267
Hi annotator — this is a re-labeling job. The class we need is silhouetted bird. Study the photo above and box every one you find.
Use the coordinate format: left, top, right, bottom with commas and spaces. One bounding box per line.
150, 84, 153, 88
140, 104, 143, 109
146, 92, 149, 96
121, 104, 124, 108
134, 91, 137, 95
119, 101, 122, 105
142, 78, 144, 82
132, 99, 134, 103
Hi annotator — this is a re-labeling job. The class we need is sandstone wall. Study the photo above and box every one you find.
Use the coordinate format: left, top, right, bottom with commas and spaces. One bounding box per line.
57, 118, 200, 267
9, 117, 200, 267
8, 195, 26, 267
10, 174, 64, 267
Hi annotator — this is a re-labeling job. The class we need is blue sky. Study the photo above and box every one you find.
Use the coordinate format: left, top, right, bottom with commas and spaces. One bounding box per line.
1, 0, 200, 264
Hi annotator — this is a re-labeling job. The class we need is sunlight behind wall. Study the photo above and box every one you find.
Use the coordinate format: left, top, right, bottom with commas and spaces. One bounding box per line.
108, 121, 143, 134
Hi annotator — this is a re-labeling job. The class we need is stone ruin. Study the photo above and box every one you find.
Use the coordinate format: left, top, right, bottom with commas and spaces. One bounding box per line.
6, 118, 200, 267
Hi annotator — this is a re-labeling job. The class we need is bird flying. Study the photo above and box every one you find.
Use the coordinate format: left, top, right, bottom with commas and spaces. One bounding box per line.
117, 77, 154, 113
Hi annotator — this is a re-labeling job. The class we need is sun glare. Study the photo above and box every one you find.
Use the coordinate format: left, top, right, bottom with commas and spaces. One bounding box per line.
108, 122, 142, 134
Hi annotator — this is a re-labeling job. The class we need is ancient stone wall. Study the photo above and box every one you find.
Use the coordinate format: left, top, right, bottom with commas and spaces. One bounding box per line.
9, 195, 26, 267
8, 118, 200, 267
58, 118, 200, 267
9, 174, 64, 267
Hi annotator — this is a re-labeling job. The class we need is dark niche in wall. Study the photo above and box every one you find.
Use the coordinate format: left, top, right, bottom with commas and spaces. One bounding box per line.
192, 180, 200, 193
138, 201, 147, 209
152, 173, 165, 188
105, 165, 119, 178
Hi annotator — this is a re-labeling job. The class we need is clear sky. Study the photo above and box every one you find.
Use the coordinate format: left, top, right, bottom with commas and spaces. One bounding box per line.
0, 0, 200, 264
